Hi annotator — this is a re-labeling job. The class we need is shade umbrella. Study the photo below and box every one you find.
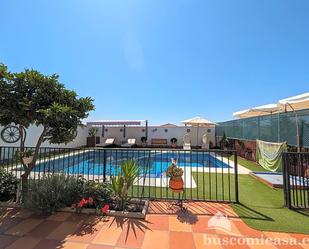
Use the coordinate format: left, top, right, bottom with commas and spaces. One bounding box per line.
278, 92, 309, 152
278, 92, 309, 111
181, 116, 216, 147
233, 104, 281, 119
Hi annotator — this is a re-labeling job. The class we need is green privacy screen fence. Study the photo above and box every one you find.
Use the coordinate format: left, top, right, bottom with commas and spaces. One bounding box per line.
216, 109, 309, 148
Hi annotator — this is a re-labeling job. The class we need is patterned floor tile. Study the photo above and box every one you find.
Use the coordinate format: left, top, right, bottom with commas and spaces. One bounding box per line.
193, 233, 223, 249
60, 241, 89, 249
27, 220, 62, 238
300, 243, 309, 249
92, 223, 123, 246
169, 215, 192, 232
66, 222, 103, 242
86, 244, 114, 249
231, 220, 263, 238
5, 236, 41, 249
263, 231, 294, 240
191, 216, 212, 233
141, 230, 169, 249
0, 217, 24, 234
66, 213, 90, 222
116, 221, 146, 248
32, 239, 64, 249
276, 244, 304, 249
170, 231, 196, 249
46, 211, 73, 221
216, 234, 250, 249
46, 221, 82, 241
0, 234, 18, 249
248, 244, 278, 249
5, 218, 43, 236
145, 215, 169, 231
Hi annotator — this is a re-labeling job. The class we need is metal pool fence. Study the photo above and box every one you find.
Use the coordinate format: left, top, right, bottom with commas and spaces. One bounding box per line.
0, 146, 239, 203
283, 152, 309, 209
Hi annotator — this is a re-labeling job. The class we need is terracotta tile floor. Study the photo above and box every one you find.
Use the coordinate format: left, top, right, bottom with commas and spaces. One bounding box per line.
0, 202, 308, 249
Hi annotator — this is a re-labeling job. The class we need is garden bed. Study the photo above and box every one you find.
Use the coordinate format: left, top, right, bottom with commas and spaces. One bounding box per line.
0, 199, 149, 219
59, 199, 149, 219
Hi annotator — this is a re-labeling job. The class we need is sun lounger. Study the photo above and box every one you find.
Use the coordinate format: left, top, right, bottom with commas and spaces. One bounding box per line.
121, 138, 137, 148
96, 138, 115, 147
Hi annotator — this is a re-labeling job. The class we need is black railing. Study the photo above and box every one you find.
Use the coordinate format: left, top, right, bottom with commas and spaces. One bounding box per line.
0, 146, 239, 203
283, 152, 309, 209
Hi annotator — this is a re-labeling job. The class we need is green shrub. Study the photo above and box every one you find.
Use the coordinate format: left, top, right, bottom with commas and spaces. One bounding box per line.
0, 168, 19, 202
83, 180, 113, 207
24, 174, 83, 214
62, 176, 84, 206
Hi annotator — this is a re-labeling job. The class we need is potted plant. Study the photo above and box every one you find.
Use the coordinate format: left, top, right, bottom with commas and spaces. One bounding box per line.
166, 161, 184, 192
87, 127, 99, 147
170, 138, 177, 148
141, 136, 147, 147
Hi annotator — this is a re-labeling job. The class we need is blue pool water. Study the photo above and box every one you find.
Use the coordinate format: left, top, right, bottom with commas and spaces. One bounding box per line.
33, 151, 231, 177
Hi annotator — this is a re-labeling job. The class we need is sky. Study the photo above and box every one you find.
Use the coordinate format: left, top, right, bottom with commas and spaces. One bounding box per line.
1, 0, 309, 125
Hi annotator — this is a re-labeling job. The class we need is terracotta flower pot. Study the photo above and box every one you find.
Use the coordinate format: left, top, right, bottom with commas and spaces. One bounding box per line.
169, 177, 184, 192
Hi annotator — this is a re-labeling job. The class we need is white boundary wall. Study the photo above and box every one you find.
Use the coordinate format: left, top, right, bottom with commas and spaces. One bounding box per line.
0, 125, 88, 148
0, 124, 215, 148
94, 125, 215, 147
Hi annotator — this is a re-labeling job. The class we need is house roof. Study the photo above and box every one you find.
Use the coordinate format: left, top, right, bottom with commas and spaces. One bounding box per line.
160, 123, 178, 128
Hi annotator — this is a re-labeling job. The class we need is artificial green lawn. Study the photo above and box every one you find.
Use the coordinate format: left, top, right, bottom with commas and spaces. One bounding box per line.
233, 174, 309, 234
229, 157, 309, 233
229, 155, 267, 172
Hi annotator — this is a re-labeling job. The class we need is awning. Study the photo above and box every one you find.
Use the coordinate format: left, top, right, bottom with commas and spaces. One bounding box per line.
233, 104, 281, 119
278, 92, 309, 111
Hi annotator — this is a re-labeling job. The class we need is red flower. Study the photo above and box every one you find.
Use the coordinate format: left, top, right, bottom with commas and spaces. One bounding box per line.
88, 197, 94, 205
101, 204, 110, 214
78, 198, 87, 208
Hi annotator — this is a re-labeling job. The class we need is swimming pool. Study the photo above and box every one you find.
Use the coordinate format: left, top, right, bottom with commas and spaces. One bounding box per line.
33, 150, 231, 177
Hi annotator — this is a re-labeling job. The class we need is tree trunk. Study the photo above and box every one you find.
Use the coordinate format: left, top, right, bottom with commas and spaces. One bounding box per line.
19, 126, 47, 201
21, 172, 30, 199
